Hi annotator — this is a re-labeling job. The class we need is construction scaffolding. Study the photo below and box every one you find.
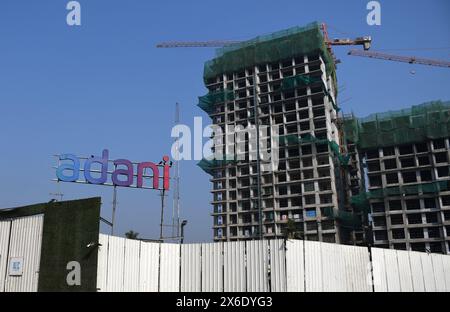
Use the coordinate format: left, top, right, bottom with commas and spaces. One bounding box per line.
198, 89, 235, 114
343, 100, 450, 150
203, 22, 337, 90
279, 133, 350, 166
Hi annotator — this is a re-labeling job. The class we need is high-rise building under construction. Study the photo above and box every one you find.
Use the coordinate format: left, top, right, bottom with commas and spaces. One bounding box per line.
344, 101, 450, 254
197, 22, 354, 243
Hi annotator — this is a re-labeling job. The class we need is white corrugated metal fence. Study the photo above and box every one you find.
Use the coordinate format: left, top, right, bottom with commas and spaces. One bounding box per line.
97, 234, 450, 292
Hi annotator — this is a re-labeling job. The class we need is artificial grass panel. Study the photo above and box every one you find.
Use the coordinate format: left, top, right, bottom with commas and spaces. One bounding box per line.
37, 197, 101, 292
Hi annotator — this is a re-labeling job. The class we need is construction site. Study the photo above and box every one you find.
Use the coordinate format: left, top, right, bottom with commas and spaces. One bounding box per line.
1, 1, 450, 295
160, 21, 450, 254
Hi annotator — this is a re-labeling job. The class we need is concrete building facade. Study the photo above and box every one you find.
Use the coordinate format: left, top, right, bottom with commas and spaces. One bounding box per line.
198, 23, 349, 243
364, 138, 450, 254
343, 101, 450, 254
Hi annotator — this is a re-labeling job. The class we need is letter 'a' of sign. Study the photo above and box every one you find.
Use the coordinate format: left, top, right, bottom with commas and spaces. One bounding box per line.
55, 149, 170, 190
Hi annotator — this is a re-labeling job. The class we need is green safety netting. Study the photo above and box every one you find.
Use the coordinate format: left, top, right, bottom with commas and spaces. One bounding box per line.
281, 73, 323, 90
322, 207, 362, 229
343, 101, 450, 150
203, 22, 337, 91
197, 155, 237, 175
279, 133, 350, 166
342, 115, 359, 143
198, 89, 235, 114
351, 181, 449, 213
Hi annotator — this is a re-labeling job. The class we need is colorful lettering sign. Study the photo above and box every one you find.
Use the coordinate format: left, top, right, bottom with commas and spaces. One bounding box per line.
56, 149, 170, 190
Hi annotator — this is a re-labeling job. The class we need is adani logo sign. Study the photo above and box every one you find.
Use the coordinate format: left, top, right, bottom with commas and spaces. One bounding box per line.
55, 149, 170, 190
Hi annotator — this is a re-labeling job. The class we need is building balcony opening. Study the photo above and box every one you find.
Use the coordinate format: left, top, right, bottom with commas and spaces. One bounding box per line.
415, 143, 428, 153
390, 214, 404, 225
389, 200, 402, 211
383, 147, 395, 156
407, 214, 423, 225
433, 138, 446, 150
409, 228, 424, 239
392, 229, 405, 239
399, 145, 414, 155
374, 230, 388, 241
406, 199, 421, 210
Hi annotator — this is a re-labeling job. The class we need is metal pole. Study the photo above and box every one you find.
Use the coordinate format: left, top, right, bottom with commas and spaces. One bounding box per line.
111, 186, 117, 235
172, 102, 181, 241
160, 189, 165, 240
180, 220, 187, 244
253, 70, 263, 240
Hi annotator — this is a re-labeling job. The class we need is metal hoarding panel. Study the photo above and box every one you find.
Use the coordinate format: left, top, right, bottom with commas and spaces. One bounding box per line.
159, 243, 180, 292
5, 215, 44, 292
336, 243, 350, 291
123, 238, 141, 292
321, 242, 341, 291
180, 244, 201, 292
269, 239, 286, 292
431, 254, 446, 292
396, 249, 413, 292
0, 220, 11, 292
285, 240, 304, 292
337, 244, 350, 292
245, 240, 268, 292
371, 247, 387, 292
139, 241, 159, 292
223, 241, 246, 292
384, 249, 401, 291
304, 240, 322, 292
326, 242, 359, 292
96, 234, 109, 292
420, 253, 436, 292
348, 245, 372, 292
442, 255, 450, 292
201, 242, 223, 292
106, 235, 125, 292
408, 250, 425, 292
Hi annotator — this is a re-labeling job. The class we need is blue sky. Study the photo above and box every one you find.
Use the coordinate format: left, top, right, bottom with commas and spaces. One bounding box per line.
0, 0, 449, 242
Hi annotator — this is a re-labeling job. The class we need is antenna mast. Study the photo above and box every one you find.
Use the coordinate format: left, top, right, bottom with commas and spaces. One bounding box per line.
172, 102, 181, 241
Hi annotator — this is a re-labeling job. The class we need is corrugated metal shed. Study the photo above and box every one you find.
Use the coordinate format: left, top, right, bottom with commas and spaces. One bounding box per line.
4, 215, 44, 292
0, 220, 11, 292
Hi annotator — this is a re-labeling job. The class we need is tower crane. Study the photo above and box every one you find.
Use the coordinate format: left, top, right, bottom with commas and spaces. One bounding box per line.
348, 50, 450, 68
156, 23, 372, 54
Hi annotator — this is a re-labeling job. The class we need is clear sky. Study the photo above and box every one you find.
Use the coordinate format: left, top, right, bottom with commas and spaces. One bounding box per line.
0, 0, 449, 242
